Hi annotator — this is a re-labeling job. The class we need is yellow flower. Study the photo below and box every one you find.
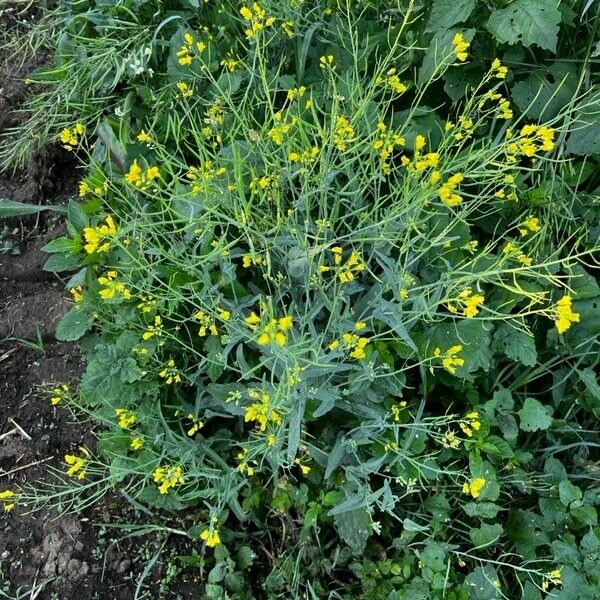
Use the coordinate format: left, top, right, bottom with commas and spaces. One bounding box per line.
70, 286, 84, 303
50, 383, 69, 405
294, 458, 311, 475
448, 288, 485, 318
438, 173, 465, 207
1, 489, 16, 512
519, 215, 541, 236
452, 32, 470, 62
159, 358, 181, 385
491, 58, 508, 79
200, 527, 221, 547
220, 51, 240, 72
244, 391, 282, 431
442, 430, 461, 449
333, 116, 356, 152
462, 477, 486, 499
553, 295, 580, 334
319, 54, 335, 69
542, 568, 562, 592
124, 159, 160, 189
390, 401, 407, 422
59, 123, 85, 151
143, 315, 163, 340
115, 408, 137, 429
153, 464, 185, 494
376, 67, 408, 94
98, 270, 131, 301
83, 215, 117, 254
176, 81, 193, 97
331, 332, 369, 360
240, 3, 275, 38
130, 437, 144, 450
137, 130, 152, 144
433, 345, 464, 374
459, 411, 481, 437
64, 448, 89, 480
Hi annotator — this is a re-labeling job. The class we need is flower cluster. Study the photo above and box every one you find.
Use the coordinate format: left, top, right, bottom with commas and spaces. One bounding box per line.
59, 123, 85, 151
240, 3, 275, 39
553, 295, 580, 334
50, 383, 70, 406
438, 173, 465, 207
245, 311, 293, 346
124, 159, 160, 189
194, 307, 230, 337
452, 33, 470, 62
153, 464, 185, 494
98, 271, 131, 301
433, 345, 465, 374
376, 67, 408, 94
64, 448, 89, 480
447, 288, 485, 318
458, 411, 481, 437
462, 476, 486, 499
320, 247, 366, 283
159, 358, 181, 385
115, 408, 137, 429
177, 31, 206, 66
244, 390, 282, 431
0, 489, 16, 512
329, 332, 370, 360
83, 216, 117, 254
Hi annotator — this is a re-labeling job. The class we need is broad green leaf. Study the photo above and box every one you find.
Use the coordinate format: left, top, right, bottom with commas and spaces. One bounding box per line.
426, 0, 476, 33
511, 62, 577, 120
43, 253, 81, 272
469, 523, 503, 548
493, 323, 537, 366
518, 398, 553, 432
565, 92, 600, 155
464, 566, 502, 600
0, 198, 66, 217
334, 506, 371, 554
486, 0, 561, 51
56, 308, 93, 341
419, 541, 446, 572
558, 480, 582, 507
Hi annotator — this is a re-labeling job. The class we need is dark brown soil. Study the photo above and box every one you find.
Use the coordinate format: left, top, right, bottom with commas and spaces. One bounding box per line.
0, 7, 202, 598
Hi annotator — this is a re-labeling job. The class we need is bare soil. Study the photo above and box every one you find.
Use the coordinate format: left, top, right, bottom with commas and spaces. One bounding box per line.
0, 7, 202, 598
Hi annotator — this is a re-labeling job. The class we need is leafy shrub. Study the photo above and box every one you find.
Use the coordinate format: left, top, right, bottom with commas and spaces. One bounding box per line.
6, 0, 600, 598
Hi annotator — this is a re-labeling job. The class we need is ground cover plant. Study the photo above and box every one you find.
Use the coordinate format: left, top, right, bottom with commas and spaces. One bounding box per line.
2, 0, 600, 598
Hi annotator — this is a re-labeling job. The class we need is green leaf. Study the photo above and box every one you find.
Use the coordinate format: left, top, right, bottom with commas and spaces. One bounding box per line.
558, 480, 582, 507
486, 0, 561, 51
42, 236, 77, 254
426, 0, 476, 33
205, 336, 224, 382
56, 308, 93, 341
419, 541, 446, 572
67, 200, 88, 232
469, 523, 503, 548
334, 506, 371, 555
565, 92, 600, 155
518, 398, 553, 432
464, 566, 502, 600
493, 323, 537, 366
511, 62, 578, 120
43, 253, 81, 273
0, 198, 66, 217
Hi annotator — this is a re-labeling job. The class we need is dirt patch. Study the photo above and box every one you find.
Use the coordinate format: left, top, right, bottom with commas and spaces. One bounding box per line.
0, 9, 203, 599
